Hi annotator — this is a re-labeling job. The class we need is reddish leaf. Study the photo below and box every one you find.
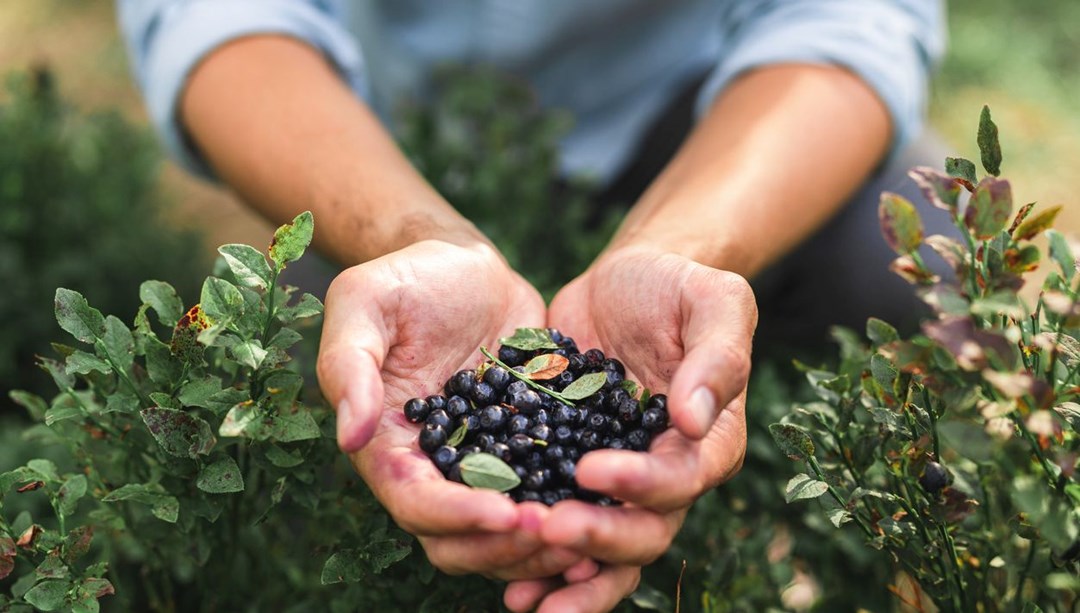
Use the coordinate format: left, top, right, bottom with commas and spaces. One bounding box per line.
1012, 205, 1062, 241
940, 488, 979, 523
0, 536, 15, 580
925, 234, 966, 273
83, 577, 115, 599
170, 304, 212, 363
923, 316, 1017, 371
964, 177, 1013, 239
16, 480, 44, 493
889, 255, 938, 285
1008, 202, 1035, 234
908, 167, 962, 213
879, 192, 924, 255
63, 525, 94, 564
1004, 245, 1040, 273
522, 353, 569, 380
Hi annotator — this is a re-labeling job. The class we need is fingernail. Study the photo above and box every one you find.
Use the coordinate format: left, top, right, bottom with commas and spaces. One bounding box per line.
689, 387, 716, 434
336, 398, 358, 452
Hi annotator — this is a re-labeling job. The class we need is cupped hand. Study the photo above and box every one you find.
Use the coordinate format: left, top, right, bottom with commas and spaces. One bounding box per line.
505, 245, 756, 608
316, 240, 590, 580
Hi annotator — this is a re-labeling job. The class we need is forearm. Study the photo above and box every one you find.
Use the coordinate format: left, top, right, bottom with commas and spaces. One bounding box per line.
181, 35, 486, 266
608, 64, 891, 278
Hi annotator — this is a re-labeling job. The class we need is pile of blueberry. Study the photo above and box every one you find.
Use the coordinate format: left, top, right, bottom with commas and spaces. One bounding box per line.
402, 328, 669, 506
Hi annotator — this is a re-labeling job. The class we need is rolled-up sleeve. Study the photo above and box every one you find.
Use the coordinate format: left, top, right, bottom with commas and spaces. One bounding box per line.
118, 0, 366, 179
697, 0, 945, 156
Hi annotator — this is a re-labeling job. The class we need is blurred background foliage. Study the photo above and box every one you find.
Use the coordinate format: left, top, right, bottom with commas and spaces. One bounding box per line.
0, 0, 1078, 610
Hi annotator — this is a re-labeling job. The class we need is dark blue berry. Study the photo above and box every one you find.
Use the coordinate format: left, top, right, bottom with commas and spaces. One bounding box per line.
618, 397, 640, 424
471, 381, 497, 406
641, 407, 668, 432
578, 430, 602, 451
489, 442, 513, 463
584, 348, 605, 368
426, 395, 447, 412
552, 403, 577, 426
459, 444, 482, 457
533, 409, 550, 426
513, 464, 529, 480
554, 425, 574, 445
646, 394, 668, 412
419, 424, 447, 453
544, 444, 566, 463
476, 433, 496, 450
568, 353, 588, 374
507, 389, 541, 414
524, 469, 550, 491
608, 438, 628, 450
601, 359, 625, 377
530, 424, 553, 443
479, 405, 508, 431
508, 433, 534, 457
587, 412, 609, 433
566, 447, 581, 462
404, 398, 430, 423
506, 380, 528, 395
458, 413, 480, 433
525, 452, 545, 470
449, 370, 476, 397
425, 409, 452, 430
556, 459, 576, 482
920, 462, 949, 494
483, 365, 512, 391
508, 414, 531, 435
446, 395, 470, 418
553, 348, 570, 358
554, 371, 575, 389
520, 490, 542, 503
626, 429, 650, 451
542, 490, 561, 506
609, 419, 626, 437
432, 445, 459, 472
547, 328, 565, 344
603, 369, 624, 389
498, 346, 527, 367
447, 463, 463, 483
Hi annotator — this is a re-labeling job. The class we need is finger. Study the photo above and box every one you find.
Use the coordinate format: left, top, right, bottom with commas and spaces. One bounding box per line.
540, 500, 683, 565
572, 408, 745, 510
535, 565, 642, 613
563, 558, 600, 583
356, 446, 519, 535
422, 537, 583, 580
317, 270, 390, 452
504, 577, 563, 613
668, 270, 756, 439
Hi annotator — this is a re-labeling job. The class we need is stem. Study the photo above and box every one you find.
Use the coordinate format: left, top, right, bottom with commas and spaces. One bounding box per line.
479, 347, 576, 406
958, 225, 981, 299
806, 456, 874, 538
261, 267, 281, 345
1014, 542, 1036, 611
922, 387, 941, 460
938, 522, 967, 611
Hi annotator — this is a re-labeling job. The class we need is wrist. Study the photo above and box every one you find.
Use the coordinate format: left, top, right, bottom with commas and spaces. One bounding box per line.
605, 216, 758, 276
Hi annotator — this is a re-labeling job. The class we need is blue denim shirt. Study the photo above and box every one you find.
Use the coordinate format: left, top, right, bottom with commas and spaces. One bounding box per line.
117, 0, 944, 184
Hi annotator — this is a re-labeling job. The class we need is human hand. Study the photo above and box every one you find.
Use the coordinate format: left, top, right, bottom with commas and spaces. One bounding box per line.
505, 245, 756, 609
316, 240, 592, 580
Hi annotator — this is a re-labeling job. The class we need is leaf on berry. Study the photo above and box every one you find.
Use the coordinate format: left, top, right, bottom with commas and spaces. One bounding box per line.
269, 211, 315, 270
200, 277, 244, 324
879, 193, 923, 255
447, 423, 468, 447
0, 536, 15, 580
769, 423, 815, 460
826, 507, 853, 529
908, 167, 962, 213
522, 353, 569, 380
57, 475, 87, 518
1012, 205, 1061, 241
170, 304, 211, 364
23, 579, 70, 611
498, 327, 559, 351
784, 473, 828, 503
219, 244, 272, 290
866, 318, 899, 345
977, 105, 1002, 176
101, 483, 180, 523
459, 453, 521, 492
925, 234, 967, 274
1004, 245, 1040, 274
62, 526, 93, 565
197, 457, 245, 494
140, 407, 216, 458
139, 280, 184, 327
560, 372, 607, 401
965, 177, 1013, 240
320, 539, 412, 584
945, 157, 977, 189
54, 288, 106, 345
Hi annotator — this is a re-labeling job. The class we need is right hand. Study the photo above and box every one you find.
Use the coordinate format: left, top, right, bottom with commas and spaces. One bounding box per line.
316, 240, 593, 581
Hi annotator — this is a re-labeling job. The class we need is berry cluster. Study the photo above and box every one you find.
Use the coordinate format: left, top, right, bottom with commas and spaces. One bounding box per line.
402, 329, 669, 506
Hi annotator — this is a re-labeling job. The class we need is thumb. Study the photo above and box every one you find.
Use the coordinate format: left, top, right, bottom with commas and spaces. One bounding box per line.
667, 270, 756, 439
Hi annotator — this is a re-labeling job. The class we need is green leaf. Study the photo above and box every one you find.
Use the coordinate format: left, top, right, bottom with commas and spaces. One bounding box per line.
229, 339, 268, 370
1012, 205, 1061, 241
768, 423, 815, 461
276, 293, 323, 324
23, 579, 70, 611
178, 376, 223, 409
196, 457, 245, 494
219, 403, 261, 438
35, 552, 69, 581
200, 277, 244, 324
101, 484, 179, 523
522, 353, 569, 380
447, 423, 468, 447
62, 526, 94, 564
263, 445, 304, 468
908, 167, 961, 212
629, 584, 672, 611
140, 407, 216, 458
560, 372, 607, 400
1, 536, 16, 581
1053, 402, 1080, 432
866, 318, 899, 345
870, 354, 898, 393
9, 390, 47, 421
826, 507, 852, 528
965, 177, 1013, 240
139, 280, 183, 327
784, 473, 829, 503
878, 192, 923, 255
218, 244, 272, 290
54, 289, 105, 345
320, 539, 412, 584
64, 351, 110, 376
269, 410, 321, 442
498, 327, 558, 351
619, 379, 640, 399
102, 316, 134, 370
977, 105, 1002, 176
27, 459, 60, 483
44, 405, 82, 426
267, 328, 303, 351
57, 475, 87, 517
945, 156, 977, 186
459, 453, 522, 492
1047, 230, 1076, 281
269, 211, 314, 269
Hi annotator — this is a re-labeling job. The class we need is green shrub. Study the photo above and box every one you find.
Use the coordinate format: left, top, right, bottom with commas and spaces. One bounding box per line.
0, 67, 205, 407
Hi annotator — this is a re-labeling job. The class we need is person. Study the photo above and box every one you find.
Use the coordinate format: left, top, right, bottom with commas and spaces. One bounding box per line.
117, 2, 946, 611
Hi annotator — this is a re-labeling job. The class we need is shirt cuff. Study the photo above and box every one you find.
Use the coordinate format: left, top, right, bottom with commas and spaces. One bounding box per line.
141, 0, 366, 180
695, 2, 943, 159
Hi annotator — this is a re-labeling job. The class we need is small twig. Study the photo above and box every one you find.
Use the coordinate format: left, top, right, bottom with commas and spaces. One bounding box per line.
675, 559, 687, 613
479, 347, 575, 406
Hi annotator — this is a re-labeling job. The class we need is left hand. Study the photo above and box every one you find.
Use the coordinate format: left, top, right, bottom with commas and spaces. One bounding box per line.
505, 245, 757, 610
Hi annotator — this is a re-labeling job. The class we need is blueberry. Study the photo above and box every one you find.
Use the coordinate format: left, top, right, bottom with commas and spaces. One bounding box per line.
483, 365, 512, 391
489, 442, 513, 463
547, 328, 565, 344
529, 424, 553, 443
646, 394, 668, 412
641, 407, 668, 433
525, 452, 545, 470
506, 380, 528, 395
508, 433, 534, 457
554, 371, 575, 390
601, 359, 625, 377
608, 438, 628, 450
479, 405, 508, 431
554, 425, 574, 445
574, 407, 590, 427
447, 462, 464, 483
507, 389, 541, 414
508, 414, 531, 435
553, 348, 570, 358
458, 413, 480, 433
566, 447, 581, 461
617, 397, 640, 424
476, 433, 496, 450
459, 444, 482, 458
513, 464, 529, 480
544, 444, 566, 463
520, 490, 542, 503
556, 488, 574, 501
559, 336, 577, 351
541, 490, 560, 506
432, 445, 459, 473
498, 345, 527, 367
425, 409, 452, 431
524, 469, 549, 491
533, 408, 550, 426
426, 394, 447, 412
404, 398, 430, 423
584, 391, 607, 411
446, 395, 471, 418
584, 348, 605, 368
471, 381, 497, 406
920, 462, 949, 494
625, 429, 650, 451
449, 369, 477, 397
567, 353, 588, 374
552, 403, 577, 426
556, 459, 576, 482
419, 424, 447, 453
587, 412, 609, 433
604, 388, 627, 411
608, 418, 626, 437
578, 430, 602, 451
603, 369, 624, 389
